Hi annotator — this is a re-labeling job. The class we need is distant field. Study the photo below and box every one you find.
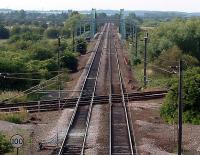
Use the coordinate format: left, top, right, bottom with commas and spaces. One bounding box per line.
140, 26, 155, 30
0, 39, 8, 43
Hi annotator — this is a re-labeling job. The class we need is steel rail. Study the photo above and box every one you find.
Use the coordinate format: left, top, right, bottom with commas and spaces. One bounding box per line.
115, 33, 135, 155
2, 74, 63, 103
58, 23, 107, 155
108, 29, 113, 155
0, 92, 166, 113
0, 90, 166, 107
116, 31, 139, 155
109, 24, 136, 155
81, 22, 111, 155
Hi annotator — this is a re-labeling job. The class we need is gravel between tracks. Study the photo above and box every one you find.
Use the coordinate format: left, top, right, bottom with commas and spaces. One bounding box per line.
85, 104, 109, 155
95, 37, 109, 96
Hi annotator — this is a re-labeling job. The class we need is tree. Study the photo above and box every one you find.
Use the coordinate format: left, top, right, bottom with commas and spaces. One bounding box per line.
21, 32, 41, 41
11, 26, 21, 35
76, 37, 87, 54
45, 28, 60, 39
19, 9, 26, 19
160, 67, 200, 124
40, 22, 48, 29
154, 46, 199, 69
61, 51, 78, 72
61, 28, 70, 38
0, 25, 10, 39
64, 12, 86, 36
31, 46, 53, 61
97, 13, 107, 19
0, 56, 28, 90
149, 18, 200, 61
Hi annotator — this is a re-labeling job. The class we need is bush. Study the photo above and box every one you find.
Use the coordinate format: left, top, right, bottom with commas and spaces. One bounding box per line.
31, 46, 53, 61
0, 25, 10, 39
160, 67, 200, 124
154, 46, 181, 68
45, 28, 60, 39
0, 56, 30, 90
0, 109, 28, 124
154, 46, 199, 71
9, 31, 41, 42
13, 40, 32, 50
45, 59, 58, 71
9, 35, 21, 43
21, 32, 42, 41
61, 28, 70, 38
61, 51, 78, 72
76, 37, 87, 54
133, 58, 141, 65
0, 133, 13, 154
11, 26, 21, 35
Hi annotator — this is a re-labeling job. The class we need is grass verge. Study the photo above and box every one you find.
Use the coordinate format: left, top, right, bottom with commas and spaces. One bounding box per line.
0, 109, 28, 124
0, 91, 27, 103
133, 64, 176, 89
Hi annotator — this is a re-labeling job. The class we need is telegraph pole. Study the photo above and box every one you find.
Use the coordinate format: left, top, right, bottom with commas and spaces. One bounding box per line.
131, 24, 134, 43
90, 8, 96, 38
58, 36, 61, 111
120, 9, 126, 40
79, 22, 82, 36
135, 26, 138, 58
144, 32, 148, 87
178, 59, 183, 155
72, 29, 75, 52
84, 24, 86, 33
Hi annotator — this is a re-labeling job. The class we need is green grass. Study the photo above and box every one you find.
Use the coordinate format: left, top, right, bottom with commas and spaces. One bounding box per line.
0, 91, 28, 103
133, 64, 175, 89
0, 132, 13, 154
0, 39, 8, 43
0, 110, 28, 124
0, 71, 70, 102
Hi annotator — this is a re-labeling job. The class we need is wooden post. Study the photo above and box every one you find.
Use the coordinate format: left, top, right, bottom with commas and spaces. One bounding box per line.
38, 101, 40, 113
144, 32, 148, 87
178, 59, 183, 155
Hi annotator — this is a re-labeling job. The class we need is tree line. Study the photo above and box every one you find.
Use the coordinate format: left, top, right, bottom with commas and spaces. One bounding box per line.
131, 17, 200, 124
0, 11, 88, 91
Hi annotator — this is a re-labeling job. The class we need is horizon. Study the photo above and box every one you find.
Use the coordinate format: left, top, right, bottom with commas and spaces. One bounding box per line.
0, 8, 200, 14
1, 0, 200, 13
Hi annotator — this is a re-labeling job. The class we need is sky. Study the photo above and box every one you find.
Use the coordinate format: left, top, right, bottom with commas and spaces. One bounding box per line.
1, 0, 200, 12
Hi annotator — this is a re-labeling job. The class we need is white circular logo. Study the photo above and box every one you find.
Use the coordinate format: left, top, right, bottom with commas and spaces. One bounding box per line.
10, 134, 24, 148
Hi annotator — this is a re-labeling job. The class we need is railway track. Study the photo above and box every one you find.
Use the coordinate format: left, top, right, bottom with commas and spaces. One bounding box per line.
0, 91, 166, 113
109, 24, 136, 154
57, 23, 109, 155
0, 23, 168, 155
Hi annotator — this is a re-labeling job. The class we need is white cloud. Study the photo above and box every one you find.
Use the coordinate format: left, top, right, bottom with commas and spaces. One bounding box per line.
0, 0, 200, 12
